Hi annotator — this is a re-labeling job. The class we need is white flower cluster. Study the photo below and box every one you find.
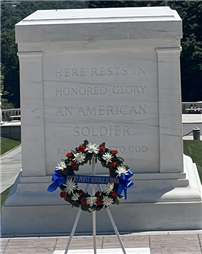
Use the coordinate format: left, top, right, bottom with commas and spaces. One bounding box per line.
73, 153, 86, 163
102, 152, 113, 163
56, 161, 66, 171
86, 143, 99, 154
102, 196, 113, 207
87, 197, 97, 207
103, 182, 114, 195
115, 166, 128, 176
64, 179, 77, 194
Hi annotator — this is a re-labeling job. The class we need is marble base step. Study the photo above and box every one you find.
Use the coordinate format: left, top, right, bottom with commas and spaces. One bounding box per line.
54, 248, 150, 254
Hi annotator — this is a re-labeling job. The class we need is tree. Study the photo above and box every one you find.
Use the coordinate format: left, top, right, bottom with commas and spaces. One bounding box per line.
1, 1, 201, 107
88, 0, 166, 8
170, 1, 202, 101
1, 1, 88, 108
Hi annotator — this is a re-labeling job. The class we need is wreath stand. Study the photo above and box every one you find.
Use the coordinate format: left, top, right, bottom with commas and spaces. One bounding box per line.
64, 156, 126, 254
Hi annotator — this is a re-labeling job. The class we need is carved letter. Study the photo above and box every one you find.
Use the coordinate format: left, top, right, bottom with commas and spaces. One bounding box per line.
123, 125, 130, 135
56, 88, 62, 96
77, 107, 86, 116
55, 69, 62, 77
139, 104, 147, 114
112, 86, 119, 94
114, 67, 120, 75
92, 68, 98, 76
101, 86, 107, 94
80, 68, 86, 76
122, 67, 127, 75
82, 127, 90, 136
65, 68, 70, 77
65, 107, 73, 116
115, 126, 120, 136
86, 106, 96, 115
107, 67, 112, 75
139, 67, 145, 74
55, 107, 64, 116
140, 85, 146, 93
74, 127, 79, 137
100, 67, 105, 76
120, 105, 127, 115
142, 146, 148, 152
128, 106, 138, 114
72, 68, 78, 76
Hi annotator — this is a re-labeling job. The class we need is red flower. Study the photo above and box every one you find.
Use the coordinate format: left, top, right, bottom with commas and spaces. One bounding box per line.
111, 190, 118, 198
81, 197, 87, 204
99, 146, 105, 152
78, 145, 85, 152
109, 162, 117, 168
96, 199, 102, 206
95, 191, 100, 196
112, 150, 118, 154
71, 161, 77, 168
60, 192, 67, 198
78, 189, 84, 195
66, 153, 72, 157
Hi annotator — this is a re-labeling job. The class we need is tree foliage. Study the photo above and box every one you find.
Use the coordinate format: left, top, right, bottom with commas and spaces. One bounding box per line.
171, 1, 202, 102
1, 1, 201, 108
1, 1, 88, 108
88, 0, 166, 8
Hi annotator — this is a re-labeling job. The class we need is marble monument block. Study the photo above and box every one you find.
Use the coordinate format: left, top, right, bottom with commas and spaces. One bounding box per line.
2, 7, 202, 236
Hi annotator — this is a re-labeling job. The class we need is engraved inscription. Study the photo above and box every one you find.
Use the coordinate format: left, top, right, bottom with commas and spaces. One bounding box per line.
111, 146, 148, 153
73, 125, 132, 137
54, 66, 145, 77
55, 85, 146, 96
55, 104, 147, 116
51, 63, 151, 152
92, 66, 128, 76
57, 145, 148, 155
112, 85, 146, 94
56, 86, 108, 96
55, 68, 86, 77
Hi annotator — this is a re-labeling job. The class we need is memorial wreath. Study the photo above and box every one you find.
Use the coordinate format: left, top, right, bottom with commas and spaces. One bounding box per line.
47, 140, 133, 212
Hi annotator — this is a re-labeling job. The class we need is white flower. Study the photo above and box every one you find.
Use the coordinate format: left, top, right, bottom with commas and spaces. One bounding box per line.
86, 196, 97, 207
102, 152, 113, 163
102, 196, 114, 207
73, 152, 85, 163
71, 193, 80, 201
86, 143, 99, 154
103, 182, 114, 195
115, 166, 128, 177
64, 179, 77, 194
56, 161, 66, 171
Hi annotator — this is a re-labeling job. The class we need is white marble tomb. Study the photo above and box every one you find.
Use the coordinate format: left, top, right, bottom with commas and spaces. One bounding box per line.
2, 7, 202, 236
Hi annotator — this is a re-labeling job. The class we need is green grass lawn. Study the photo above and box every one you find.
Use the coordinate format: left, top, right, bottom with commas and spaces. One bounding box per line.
0, 186, 12, 211
1, 137, 20, 155
1, 137, 20, 208
183, 140, 202, 183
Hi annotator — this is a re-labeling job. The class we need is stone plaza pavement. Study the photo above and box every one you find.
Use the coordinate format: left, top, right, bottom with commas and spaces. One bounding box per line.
0, 145, 21, 193
0, 230, 202, 254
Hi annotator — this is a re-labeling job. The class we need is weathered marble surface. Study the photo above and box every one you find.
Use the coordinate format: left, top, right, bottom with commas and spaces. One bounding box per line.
15, 7, 183, 176
2, 7, 202, 236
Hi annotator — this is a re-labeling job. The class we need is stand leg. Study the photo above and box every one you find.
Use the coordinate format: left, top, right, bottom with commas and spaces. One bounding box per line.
92, 210, 97, 254
64, 208, 82, 254
106, 208, 127, 254
92, 156, 97, 254
64, 184, 90, 254
98, 185, 126, 254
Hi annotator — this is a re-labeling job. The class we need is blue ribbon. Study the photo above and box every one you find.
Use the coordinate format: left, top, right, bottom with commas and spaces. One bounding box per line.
117, 169, 134, 199
47, 169, 66, 192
